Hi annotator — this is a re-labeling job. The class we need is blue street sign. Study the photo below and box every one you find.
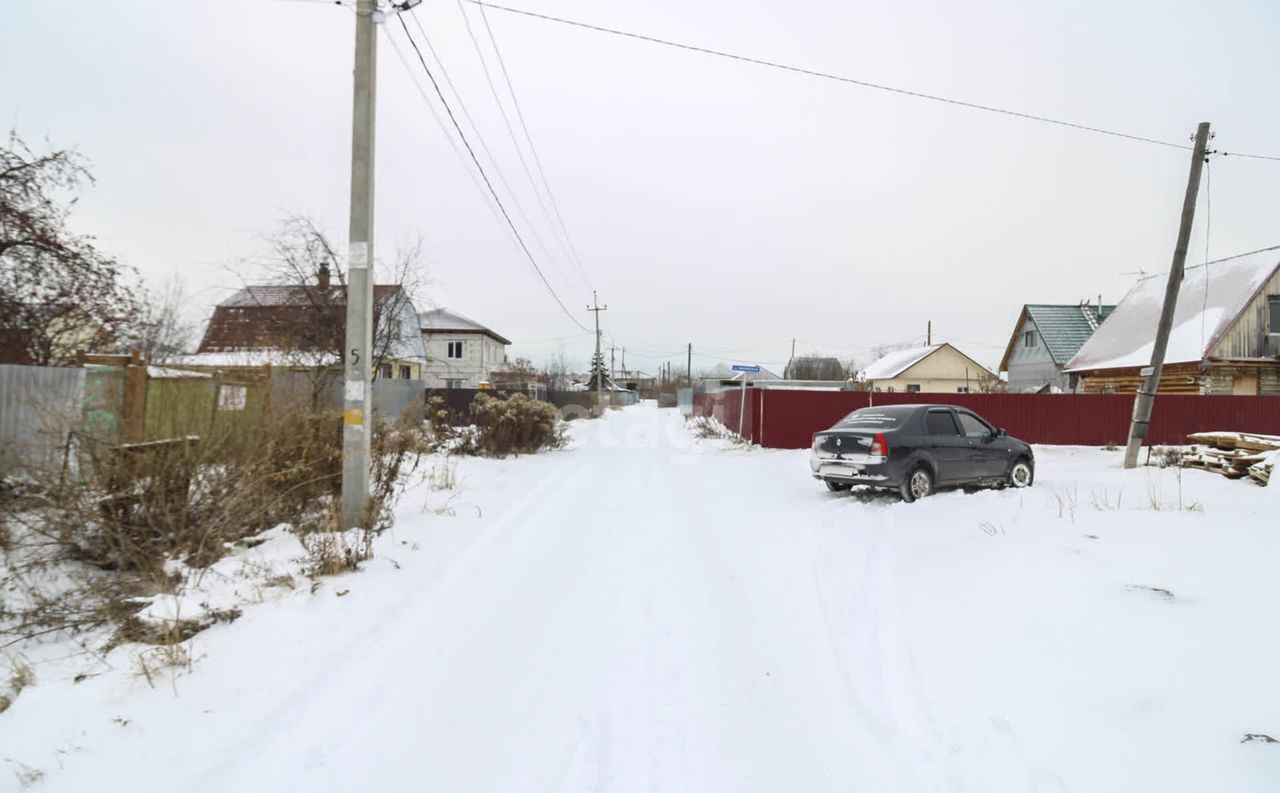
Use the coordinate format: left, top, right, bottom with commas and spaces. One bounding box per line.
731, 364, 761, 373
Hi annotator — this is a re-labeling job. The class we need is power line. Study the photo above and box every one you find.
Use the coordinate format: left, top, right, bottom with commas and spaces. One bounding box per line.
471, 0, 594, 290
1218, 149, 1280, 162
405, 10, 578, 297
463, 1, 1194, 152
448, 1, 590, 292
384, 27, 511, 230
394, 14, 590, 332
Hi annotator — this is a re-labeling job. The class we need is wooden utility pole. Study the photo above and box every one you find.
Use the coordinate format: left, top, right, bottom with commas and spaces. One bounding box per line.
340, 0, 377, 528
587, 292, 607, 414
927, 321, 932, 346
687, 343, 692, 386
1124, 121, 1212, 469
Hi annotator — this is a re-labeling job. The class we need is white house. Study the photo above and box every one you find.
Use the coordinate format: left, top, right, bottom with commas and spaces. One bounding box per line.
858, 343, 997, 393
419, 308, 511, 389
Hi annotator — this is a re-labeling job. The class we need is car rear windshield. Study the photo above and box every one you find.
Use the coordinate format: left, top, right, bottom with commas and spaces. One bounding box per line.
836, 407, 912, 430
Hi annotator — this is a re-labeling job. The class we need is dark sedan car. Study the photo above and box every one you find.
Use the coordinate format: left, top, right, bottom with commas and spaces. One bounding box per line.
809, 404, 1034, 501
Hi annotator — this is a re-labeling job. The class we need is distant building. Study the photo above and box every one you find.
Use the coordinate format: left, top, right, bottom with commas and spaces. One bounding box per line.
419, 308, 510, 389
1067, 247, 1280, 394
858, 343, 996, 393
698, 367, 783, 389
613, 369, 656, 391
998, 303, 1114, 392
182, 268, 425, 378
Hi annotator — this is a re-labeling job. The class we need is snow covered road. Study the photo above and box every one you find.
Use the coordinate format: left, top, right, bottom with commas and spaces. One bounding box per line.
4, 403, 1279, 792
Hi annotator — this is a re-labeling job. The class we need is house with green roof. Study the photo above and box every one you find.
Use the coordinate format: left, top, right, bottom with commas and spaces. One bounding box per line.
998, 303, 1115, 392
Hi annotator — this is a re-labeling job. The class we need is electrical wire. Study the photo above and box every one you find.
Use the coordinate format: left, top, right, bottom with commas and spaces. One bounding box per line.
384, 27, 510, 230
394, 14, 591, 332
1218, 149, 1280, 162
471, 0, 594, 290
448, 1, 592, 291
463, 0, 1194, 152
1201, 157, 1212, 351
405, 11, 579, 297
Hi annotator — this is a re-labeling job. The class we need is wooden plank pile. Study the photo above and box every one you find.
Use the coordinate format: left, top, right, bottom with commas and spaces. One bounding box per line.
1181, 431, 1280, 486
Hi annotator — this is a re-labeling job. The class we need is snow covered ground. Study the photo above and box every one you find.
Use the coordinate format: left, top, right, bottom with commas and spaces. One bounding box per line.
2, 402, 1278, 792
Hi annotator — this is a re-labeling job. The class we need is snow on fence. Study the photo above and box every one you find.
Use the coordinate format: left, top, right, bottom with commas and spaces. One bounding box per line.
0, 364, 87, 475
693, 388, 1280, 448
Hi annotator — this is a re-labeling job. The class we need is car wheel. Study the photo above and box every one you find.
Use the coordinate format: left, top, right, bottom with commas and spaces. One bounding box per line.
900, 466, 933, 503
1008, 458, 1034, 488
825, 480, 853, 492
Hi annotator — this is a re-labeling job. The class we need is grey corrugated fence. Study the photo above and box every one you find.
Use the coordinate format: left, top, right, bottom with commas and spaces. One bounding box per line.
0, 364, 86, 475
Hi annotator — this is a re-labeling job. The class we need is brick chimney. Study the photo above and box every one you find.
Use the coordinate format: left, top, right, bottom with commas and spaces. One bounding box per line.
318, 263, 331, 291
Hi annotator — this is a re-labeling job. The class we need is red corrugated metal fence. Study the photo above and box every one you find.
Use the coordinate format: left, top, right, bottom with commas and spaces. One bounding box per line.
694, 389, 1280, 448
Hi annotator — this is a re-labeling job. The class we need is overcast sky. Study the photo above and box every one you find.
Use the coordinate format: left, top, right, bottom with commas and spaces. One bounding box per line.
4, 0, 1278, 373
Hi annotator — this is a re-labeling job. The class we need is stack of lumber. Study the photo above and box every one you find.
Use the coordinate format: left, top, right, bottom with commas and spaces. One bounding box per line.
1182, 431, 1280, 486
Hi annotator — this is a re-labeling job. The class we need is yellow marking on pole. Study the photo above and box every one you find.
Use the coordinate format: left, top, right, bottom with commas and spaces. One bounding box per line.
344, 408, 364, 426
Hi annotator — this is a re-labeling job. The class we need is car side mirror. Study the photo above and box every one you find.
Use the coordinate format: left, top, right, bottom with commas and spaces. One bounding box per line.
995, 428, 1007, 439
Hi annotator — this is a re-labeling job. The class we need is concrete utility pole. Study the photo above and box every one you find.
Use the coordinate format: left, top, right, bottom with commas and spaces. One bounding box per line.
687, 342, 692, 386
1123, 121, 1212, 469
587, 292, 607, 414
340, 0, 378, 528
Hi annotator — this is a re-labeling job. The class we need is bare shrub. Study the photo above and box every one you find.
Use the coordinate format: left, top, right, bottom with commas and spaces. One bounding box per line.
1091, 488, 1124, 511
469, 393, 565, 457
1052, 485, 1079, 523
686, 415, 747, 445
1152, 446, 1185, 468
0, 389, 418, 650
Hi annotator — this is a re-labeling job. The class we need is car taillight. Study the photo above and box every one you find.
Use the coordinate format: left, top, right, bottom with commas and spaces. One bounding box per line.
869, 433, 889, 458
812, 432, 819, 451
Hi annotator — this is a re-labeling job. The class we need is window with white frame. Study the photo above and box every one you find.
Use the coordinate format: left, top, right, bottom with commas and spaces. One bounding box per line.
446, 379, 462, 390
447, 341, 463, 359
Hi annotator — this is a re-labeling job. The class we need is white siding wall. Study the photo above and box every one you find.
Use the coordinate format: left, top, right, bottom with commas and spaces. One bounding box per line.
422, 332, 508, 389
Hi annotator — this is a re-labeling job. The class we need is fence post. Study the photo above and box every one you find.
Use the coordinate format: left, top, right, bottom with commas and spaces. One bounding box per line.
122, 351, 147, 444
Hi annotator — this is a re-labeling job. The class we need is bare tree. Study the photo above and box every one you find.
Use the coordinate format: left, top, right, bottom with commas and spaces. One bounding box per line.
214, 216, 430, 400
785, 354, 846, 381
118, 276, 197, 364
542, 351, 573, 398
0, 132, 139, 365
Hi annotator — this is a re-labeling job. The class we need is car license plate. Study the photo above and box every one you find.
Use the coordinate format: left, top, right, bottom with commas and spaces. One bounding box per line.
821, 464, 862, 477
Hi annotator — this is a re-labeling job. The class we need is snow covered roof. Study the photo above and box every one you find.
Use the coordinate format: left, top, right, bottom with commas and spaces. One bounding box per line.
858, 345, 942, 380
146, 365, 212, 379
175, 349, 340, 368
1066, 247, 1280, 372
418, 308, 511, 345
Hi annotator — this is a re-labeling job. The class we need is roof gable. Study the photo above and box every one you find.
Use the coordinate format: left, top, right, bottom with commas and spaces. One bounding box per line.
1066, 246, 1280, 372
999, 303, 1116, 370
198, 283, 411, 353
419, 308, 511, 345
861, 343, 996, 381
859, 345, 942, 380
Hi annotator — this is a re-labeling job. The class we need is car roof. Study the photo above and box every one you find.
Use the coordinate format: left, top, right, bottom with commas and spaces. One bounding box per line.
857, 403, 972, 413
